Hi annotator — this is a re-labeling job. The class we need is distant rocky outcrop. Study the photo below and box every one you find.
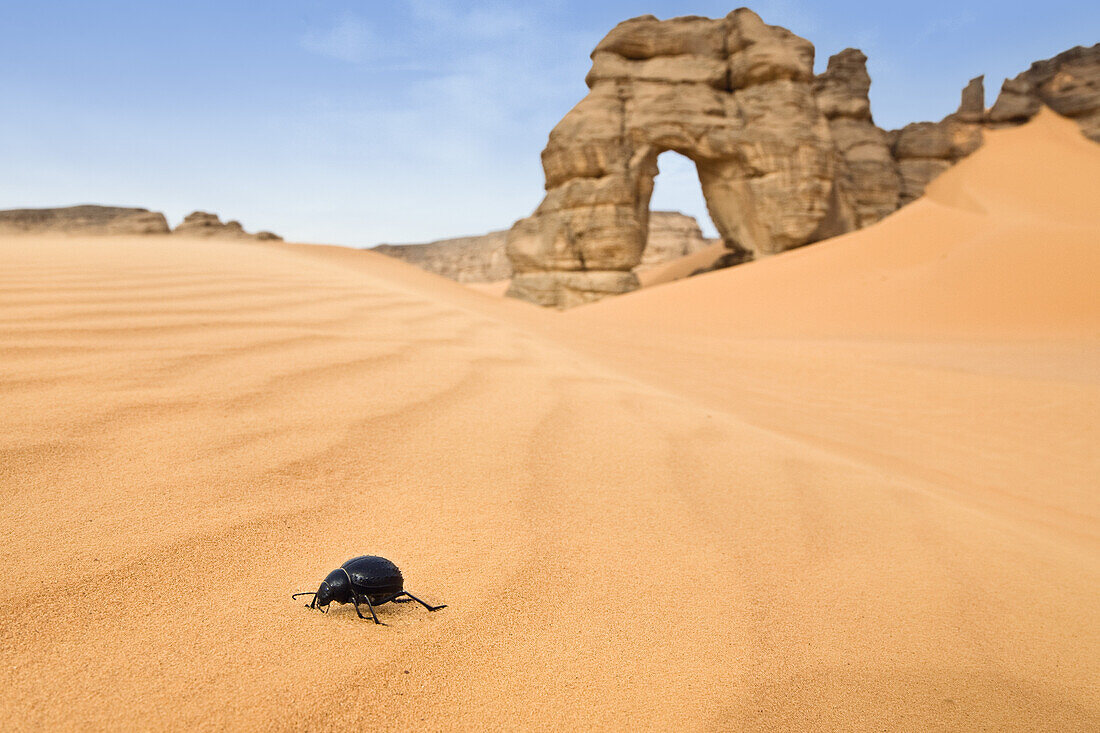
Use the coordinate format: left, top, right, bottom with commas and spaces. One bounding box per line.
0, 205, 282, 241
500, 7, 1099, 307
637, 212, 717, 269
0, 205, 170, 235
172, 211, 282, 240
372, 211, 715, 284
373, 230, 511, 283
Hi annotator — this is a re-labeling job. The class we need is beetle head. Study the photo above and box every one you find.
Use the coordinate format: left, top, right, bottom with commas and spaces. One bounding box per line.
292, 568, 349, 612
314, 580, 334, 609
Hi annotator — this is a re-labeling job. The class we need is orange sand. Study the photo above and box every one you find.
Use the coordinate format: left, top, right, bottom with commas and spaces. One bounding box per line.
463, 279, 511, 297
1, 110, 1097, 730
637, 241, 727, 287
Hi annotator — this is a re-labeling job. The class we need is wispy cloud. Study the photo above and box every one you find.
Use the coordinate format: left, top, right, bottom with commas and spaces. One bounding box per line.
407, 0, 534, 39
912, 11, 978, 45
300, 13, 376, 63
299, 3, 536, 66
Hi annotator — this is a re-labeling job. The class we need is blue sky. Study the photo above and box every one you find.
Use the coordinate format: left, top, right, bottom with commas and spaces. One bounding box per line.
1, 1, 1096, 244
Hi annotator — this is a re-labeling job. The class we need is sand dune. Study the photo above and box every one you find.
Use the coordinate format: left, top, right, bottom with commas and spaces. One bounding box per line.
1, 111, 1098, 729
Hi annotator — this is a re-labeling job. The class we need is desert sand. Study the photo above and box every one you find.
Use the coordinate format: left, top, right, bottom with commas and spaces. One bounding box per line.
1, 111, 1097, 730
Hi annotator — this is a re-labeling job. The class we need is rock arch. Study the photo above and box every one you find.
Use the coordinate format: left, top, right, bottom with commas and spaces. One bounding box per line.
505, 9, 851, 308
504, 10, 1100, 308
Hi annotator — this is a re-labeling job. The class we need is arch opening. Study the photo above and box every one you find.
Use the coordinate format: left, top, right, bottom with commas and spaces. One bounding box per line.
650, 151, 719, 239
632, 151, 723, 276
636, 150, 755, 277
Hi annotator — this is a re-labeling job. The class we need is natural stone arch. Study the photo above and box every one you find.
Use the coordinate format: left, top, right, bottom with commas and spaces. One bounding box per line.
505, 9, 853, 308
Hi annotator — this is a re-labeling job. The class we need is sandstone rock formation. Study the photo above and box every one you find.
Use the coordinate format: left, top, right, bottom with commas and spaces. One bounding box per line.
0, 205, 282, 241
373, 230, 511, 283
173, 211, 241, 237
373, 211, 715, 284
957, 76, 986, 123
813, 49, 900, 227
506, 9, 843, 308
988, 44, 1100, 141
889, 81, 985, 205
880, 45, 1099, 205
637, 211, 717, 269
0, 205, 170, 235
172, 211, 282, 240
504, 11, 1100, 308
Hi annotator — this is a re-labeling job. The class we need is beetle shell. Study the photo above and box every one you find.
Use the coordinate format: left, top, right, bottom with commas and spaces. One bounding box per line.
342, 555, 404, 600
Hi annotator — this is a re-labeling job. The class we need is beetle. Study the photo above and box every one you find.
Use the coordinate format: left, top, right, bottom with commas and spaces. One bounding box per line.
292, 555, 446, 624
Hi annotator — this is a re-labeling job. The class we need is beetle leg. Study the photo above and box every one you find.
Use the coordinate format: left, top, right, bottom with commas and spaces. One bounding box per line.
353, 593, 383, 624
399, 592, 447, 612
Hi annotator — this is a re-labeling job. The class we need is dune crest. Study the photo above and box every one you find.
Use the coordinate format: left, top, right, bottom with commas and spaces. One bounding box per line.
924, 107, 1100, 223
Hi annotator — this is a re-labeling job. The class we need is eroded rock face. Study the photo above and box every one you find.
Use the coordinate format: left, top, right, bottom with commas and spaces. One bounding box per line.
891, 44, 1100, 204
173, 211, 281, 240
814, 49, 900, 227
373, 230, 511, 283
373, 211, 714, 284
988, 44, 1100, 141
958, 76, 987, 123
0, 205, 170, 235
506, 9, 842, 308
638, 211, 716, 269
888, 78, 986, 205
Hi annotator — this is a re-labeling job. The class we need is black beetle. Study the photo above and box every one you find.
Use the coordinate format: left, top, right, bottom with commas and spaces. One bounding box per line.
292, 555, 446, 624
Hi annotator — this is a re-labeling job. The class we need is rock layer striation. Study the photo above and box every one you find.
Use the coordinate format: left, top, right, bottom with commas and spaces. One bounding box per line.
813, 48, 900, 227
988, 44, 1100, 140
0, 205, 170, 235
0, 205, 281, 241
374, 230, 512, 283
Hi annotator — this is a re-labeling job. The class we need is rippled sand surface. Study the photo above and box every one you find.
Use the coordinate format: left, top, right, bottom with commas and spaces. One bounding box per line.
1, 111, 1097, 730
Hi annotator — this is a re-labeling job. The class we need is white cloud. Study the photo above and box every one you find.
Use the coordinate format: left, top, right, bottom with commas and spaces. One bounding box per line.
300, 13, 375, 63
407, 0, 534, 39
913, 11, 978, 45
